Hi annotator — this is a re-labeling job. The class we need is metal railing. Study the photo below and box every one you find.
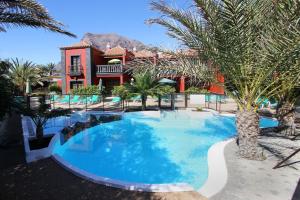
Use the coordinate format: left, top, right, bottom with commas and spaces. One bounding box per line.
69, 65, 83, 76
19, 93, 234, 113
96, 64, 123, 74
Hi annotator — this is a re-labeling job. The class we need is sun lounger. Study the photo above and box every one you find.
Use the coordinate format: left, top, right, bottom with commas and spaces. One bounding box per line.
109, 97, 121, 105
59, 95, 70, 103
131, 95, 141, 102
88, 95, 100, 104
70, 95, 80, 104
51, 95, 60, 102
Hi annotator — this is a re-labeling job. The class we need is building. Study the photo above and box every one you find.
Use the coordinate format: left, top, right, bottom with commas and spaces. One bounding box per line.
60, 41, 224, 94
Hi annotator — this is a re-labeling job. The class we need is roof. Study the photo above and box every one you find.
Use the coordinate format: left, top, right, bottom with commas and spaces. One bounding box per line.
157, 52, 174, 59
104, 46, 127, 56
157, 49, 198, 59
60, 41, 104, 53
133, 50, 156, 58
60, 41, 92, 50
180, 49, 198, 56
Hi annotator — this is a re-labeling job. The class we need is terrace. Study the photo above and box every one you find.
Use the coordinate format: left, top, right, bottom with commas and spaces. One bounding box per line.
96, 64, 123, 74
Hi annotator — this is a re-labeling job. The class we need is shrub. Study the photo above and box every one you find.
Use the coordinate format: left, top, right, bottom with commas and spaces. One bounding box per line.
112, 85, 131, 100
196, 106, 203, 111
185, 87, 209, 94
49, 84, 62, 94
72, 85, 99, 95
154, 85, 176, 96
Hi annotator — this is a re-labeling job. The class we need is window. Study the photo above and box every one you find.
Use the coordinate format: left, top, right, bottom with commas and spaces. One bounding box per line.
71, 56, 80, 71
70, 81, 83, 90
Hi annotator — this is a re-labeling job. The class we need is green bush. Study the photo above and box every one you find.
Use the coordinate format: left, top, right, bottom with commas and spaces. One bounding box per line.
185, 87, 209, 94
196, 106, 203, 111
48, 84, 62, 94
112, 85, 130, 100
154, 85, 176, 96
72, 85, 100, 95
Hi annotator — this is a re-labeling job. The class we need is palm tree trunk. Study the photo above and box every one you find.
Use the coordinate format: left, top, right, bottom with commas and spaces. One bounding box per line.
277, 101, 296, 136
236, 111, 264, 160
36, 123, 44, 140
141, 95, 147, 111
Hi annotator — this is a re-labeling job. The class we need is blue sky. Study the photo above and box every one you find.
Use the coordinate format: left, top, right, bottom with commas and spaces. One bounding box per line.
0, 0, 190, 64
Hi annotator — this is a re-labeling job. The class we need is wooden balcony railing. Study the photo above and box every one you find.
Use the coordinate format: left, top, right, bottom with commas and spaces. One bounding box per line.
69, 65, 83, 76
96, 64, 123, 74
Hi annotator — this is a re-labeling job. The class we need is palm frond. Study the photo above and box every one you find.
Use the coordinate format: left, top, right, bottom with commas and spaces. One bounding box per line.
0, 0, 76, 37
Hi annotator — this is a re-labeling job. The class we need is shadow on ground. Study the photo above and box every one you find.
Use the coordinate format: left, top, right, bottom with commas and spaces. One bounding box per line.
0, 158, 205, 200
292, 179, 300, 200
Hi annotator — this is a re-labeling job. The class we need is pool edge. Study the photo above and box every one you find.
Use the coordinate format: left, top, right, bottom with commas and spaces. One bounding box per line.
198, 138, 234, 198
50, 110, 234, 193
51, 154, 194, 193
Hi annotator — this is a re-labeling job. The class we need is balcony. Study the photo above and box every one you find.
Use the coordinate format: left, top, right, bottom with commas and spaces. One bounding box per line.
96, 64, 123, 74
69, 65, 83, 76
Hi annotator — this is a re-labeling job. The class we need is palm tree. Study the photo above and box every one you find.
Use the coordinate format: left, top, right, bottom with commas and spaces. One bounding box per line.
127, 72, 158, 111
0, 60, 13, 120
263, 1, 300, 136
150, 0, 300, 160
8, 58, 43, 94
0, 0, 76, 37
128, 52, 214, 87
17, 99, 70, 140
38, 62, 57, 77
46, 63, 57, 76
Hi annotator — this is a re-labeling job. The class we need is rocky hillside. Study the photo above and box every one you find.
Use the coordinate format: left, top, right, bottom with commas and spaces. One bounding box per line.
81, 33, 148, 51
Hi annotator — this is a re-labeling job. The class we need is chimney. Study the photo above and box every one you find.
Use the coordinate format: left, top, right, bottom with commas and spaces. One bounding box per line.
106, 43, 111, 50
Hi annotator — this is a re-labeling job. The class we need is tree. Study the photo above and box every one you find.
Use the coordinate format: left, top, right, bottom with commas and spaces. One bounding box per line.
127, 53, 214, 87
154, 85, 176, 96
0, 0, 76, 37
150, 0, 300, 160
0, 60, 13, 120
44, 62, 57, 76
263, 1, 300, 136
127, 72, 158, 111
8, 58, 43, 94
17, 99, 70, 140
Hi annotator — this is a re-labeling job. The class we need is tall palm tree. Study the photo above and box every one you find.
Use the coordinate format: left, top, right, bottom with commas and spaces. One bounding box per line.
8, 58, 43, 94
0, 0, 76, 37
127, 72, 158, 111
0, 60, 13, 119
45, 62, 56, 76
150, 0, 300, 160
37, 62, 57, 77
263, 1, 300, 136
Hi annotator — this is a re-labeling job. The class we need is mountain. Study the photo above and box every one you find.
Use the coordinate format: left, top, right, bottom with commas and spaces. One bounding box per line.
81, 33, 148, 51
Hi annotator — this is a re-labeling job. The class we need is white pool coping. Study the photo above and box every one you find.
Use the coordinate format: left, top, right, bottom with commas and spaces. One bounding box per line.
198, 138, 234, 198
52, 154, 194, 192
21, 110, 233, 195
21, 115, 61, 162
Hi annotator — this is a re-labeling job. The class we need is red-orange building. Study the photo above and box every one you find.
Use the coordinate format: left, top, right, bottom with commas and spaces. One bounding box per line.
60, 41, 224, 94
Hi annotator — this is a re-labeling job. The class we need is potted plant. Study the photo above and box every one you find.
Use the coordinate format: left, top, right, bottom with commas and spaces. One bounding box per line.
17, 98, 70, 150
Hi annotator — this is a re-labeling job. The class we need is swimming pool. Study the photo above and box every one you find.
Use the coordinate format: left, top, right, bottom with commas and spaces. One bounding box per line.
52, 111, 277, 190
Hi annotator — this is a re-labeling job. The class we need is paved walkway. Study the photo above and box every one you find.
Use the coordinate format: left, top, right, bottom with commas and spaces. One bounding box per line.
211, 135, 300, 200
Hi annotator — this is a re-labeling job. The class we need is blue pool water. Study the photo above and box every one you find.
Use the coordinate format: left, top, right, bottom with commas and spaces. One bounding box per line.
52, 111, 277, 189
